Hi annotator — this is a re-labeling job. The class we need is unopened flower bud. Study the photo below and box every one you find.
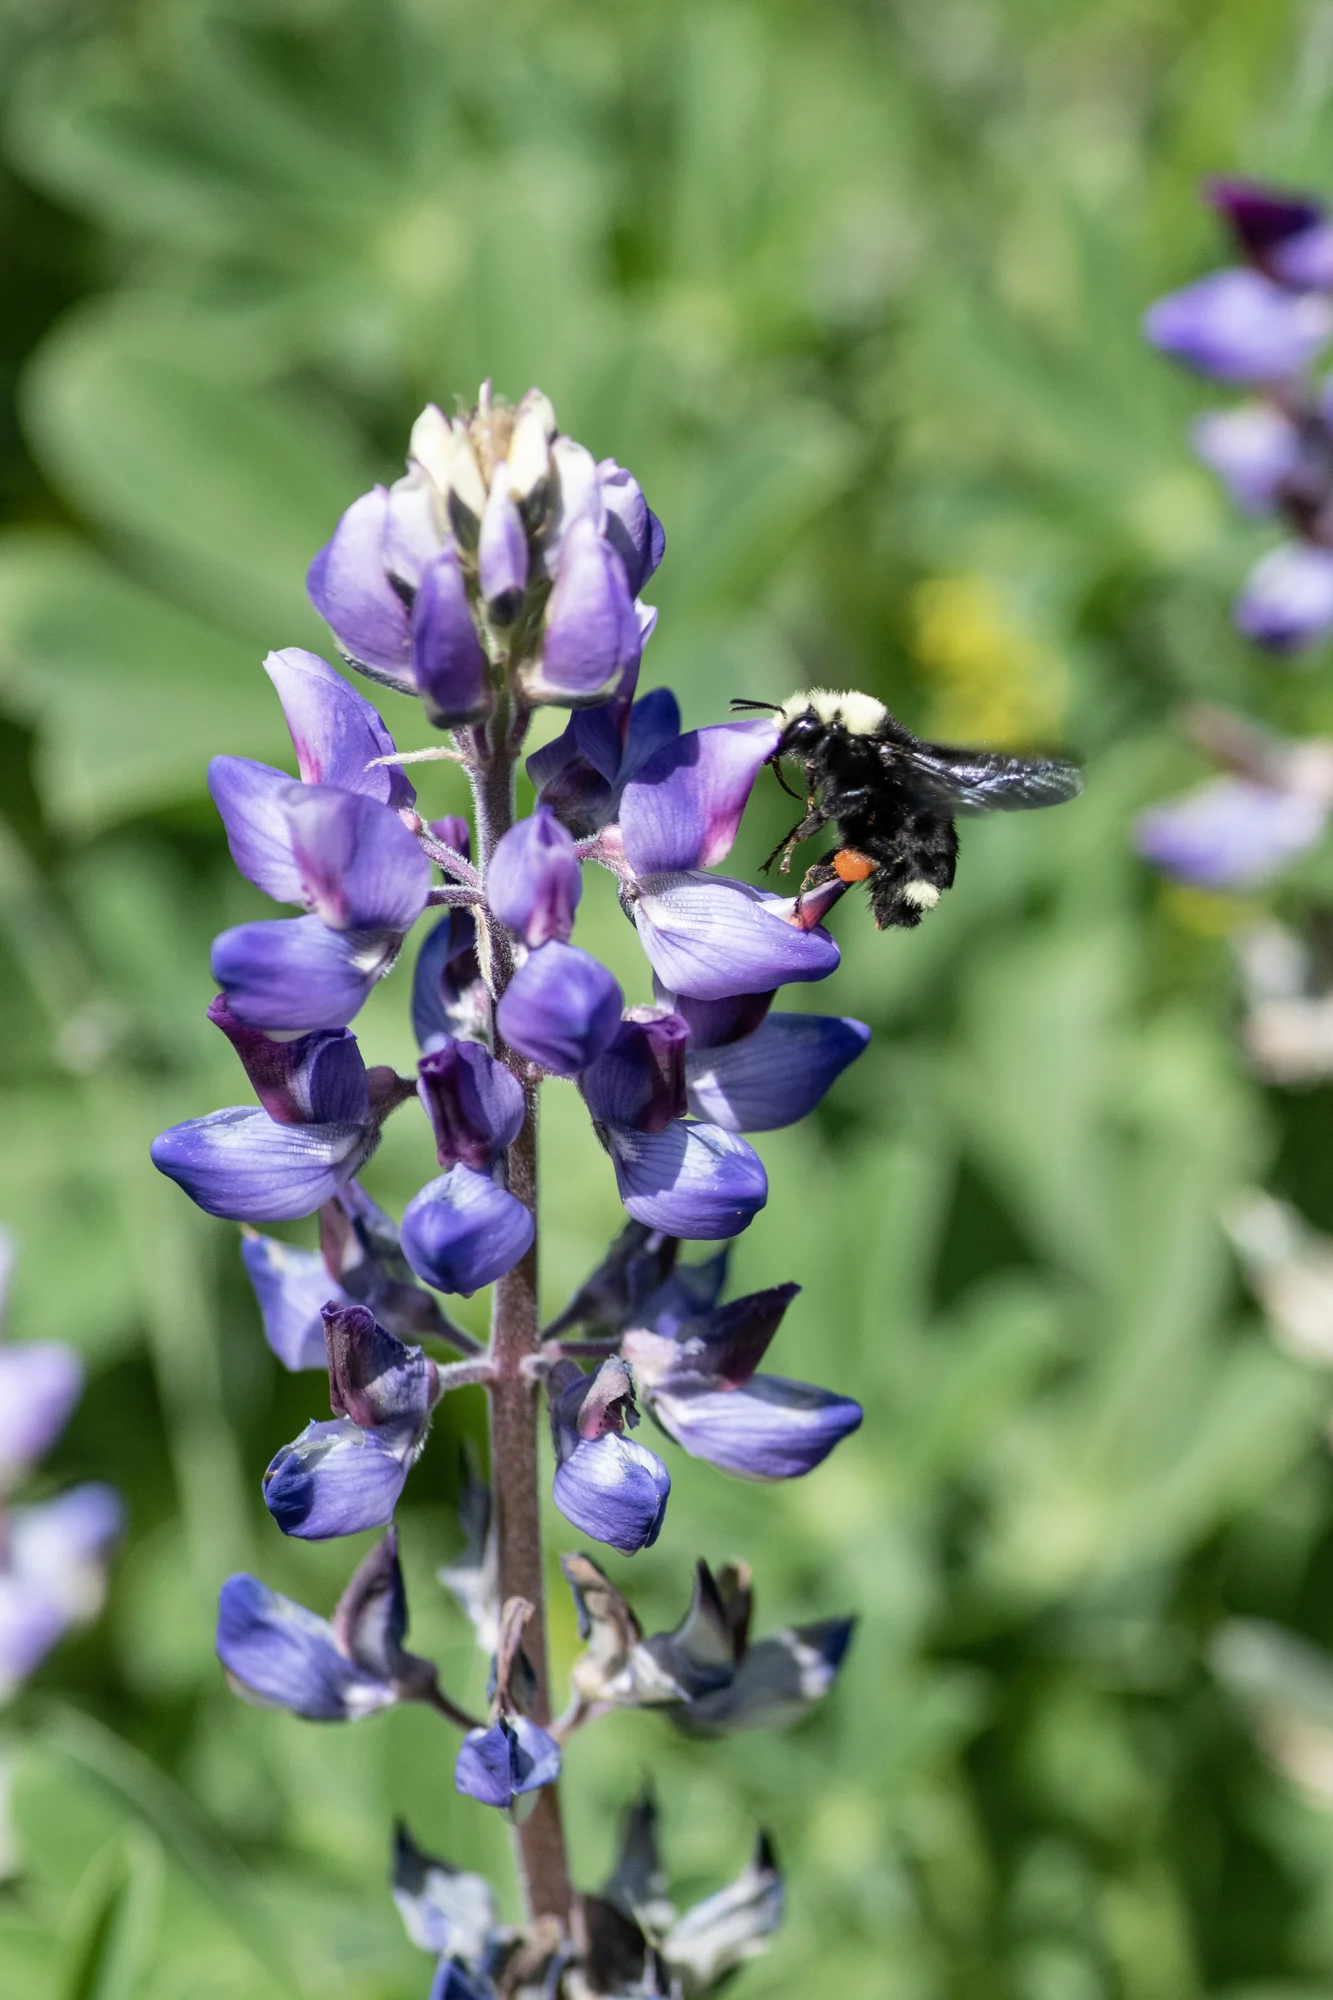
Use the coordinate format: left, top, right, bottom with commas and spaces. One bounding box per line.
487, 807, 583, 947
417, 1039, 525, 1170
412, 545, 491, 726
478, 465, 529, 624
447, 432, 488, 548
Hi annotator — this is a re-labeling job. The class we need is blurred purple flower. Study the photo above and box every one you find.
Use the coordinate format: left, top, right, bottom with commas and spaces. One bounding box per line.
1235, 541, 1333, 649
1135, 775, 1328, 889
1143, 269, 1333, 382
0, 1345, 83, 1491
1191, 404, 1303, 513
1207, 178, 1333, 291
0, 1485, 123, 1701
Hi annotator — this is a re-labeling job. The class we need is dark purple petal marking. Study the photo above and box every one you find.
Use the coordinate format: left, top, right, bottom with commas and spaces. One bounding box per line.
418, 1040, 525, 1170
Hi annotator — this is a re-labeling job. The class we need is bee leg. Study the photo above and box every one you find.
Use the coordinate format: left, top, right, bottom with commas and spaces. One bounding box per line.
792, 855, 840, 924
760, 800, 828, 875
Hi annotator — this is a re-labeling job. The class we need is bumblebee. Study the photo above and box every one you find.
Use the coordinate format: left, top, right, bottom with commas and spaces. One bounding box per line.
735, 688, 1083, 930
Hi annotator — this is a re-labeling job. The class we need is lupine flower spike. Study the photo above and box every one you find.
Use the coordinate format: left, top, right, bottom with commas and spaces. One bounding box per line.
146, 382, 1078, 1994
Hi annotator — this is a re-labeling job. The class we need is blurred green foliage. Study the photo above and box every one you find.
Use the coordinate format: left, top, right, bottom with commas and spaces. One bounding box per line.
10, 0, 1333, 1994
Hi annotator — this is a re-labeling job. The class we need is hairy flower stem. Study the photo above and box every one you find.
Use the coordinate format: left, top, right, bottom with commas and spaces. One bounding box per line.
471, 716, 574, 1927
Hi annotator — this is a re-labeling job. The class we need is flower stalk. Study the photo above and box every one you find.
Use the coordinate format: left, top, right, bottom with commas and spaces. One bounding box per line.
144, 380, 1080, 1996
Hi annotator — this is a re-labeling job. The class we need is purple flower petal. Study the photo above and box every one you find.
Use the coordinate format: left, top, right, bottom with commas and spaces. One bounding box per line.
263, 1416, 416, 1538
605, 1120, 767, 1239
240, 1233, 342, 1370
418, 1040, 525, 1170
487, 808, 583, 948
667, 987, 775, 1048
597, 459, 665, 597
216, 1573, 394, 1719
649, 1375, 862, 1480
455, 1717, 561, 1809
263, 648, 414, 810
401, 1167, 535, 1296
495, 943, 624, 1076
413, 545, 491, 727
208, 998, 371, 1125
8, 1484, 122, 1617
1205, 178, 1333, 287
684, 1014, 870, 1132
411, 910, 487, 1051
212, 915, 402, 1032
151, 1105, 370, 1222
307, 487, 415, 688
632, 874, 839, 1002
323, 1302, 439, 1431
207, 757, 303, 903
552, 1434, 670, 1554
676, 1617, 854, 1735
583, 1012, 690, 1134
1235, 542, 1333, 649
1143, 268, 1333, 382
1272, 225, 1333, 291
392, 1824, 499, 1960
331, 1529, 415, 1682
527, 517, 637, 704
623, 1282, 799, 1393
0, 1344, 83, 1486
0, 1580, 65, 1696
384, 467, 445, 589
478, 468, 529, 620
620, 721, 782, 874
1191, 404, 1301, 514
430, 1961, 491, 2000
284, 785, 430, 933
1134, 775, 1326, 888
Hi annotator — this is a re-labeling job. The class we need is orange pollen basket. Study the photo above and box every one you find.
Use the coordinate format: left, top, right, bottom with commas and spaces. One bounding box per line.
833, 849, 877, 883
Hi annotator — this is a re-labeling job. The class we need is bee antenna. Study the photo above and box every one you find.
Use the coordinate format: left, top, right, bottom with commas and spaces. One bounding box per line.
730, 698, 781, 713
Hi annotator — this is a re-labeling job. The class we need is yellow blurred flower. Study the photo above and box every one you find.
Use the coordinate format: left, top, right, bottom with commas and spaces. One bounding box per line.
911, 573, 1068, 747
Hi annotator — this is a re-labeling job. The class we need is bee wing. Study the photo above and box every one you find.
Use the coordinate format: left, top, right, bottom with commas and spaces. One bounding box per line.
886, 738, 1083, 816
